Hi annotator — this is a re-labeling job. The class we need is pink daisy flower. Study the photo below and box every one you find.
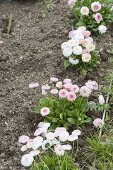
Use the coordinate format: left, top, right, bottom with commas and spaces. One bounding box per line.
64, 83, 72, 91
56, 81, 63, 89
95, 13, 103, 23
59, 89, 68, 98
19, 135, 30, 144
50, 77, 59, 82
93, 118, 104, 128
34, 128, 43, 136
82, 31, 91, 37
63, 79, 72, 84
91, 2, 101, 12
40, 107, 50, 116
71, 84, 79, 93
29, 83, 39, 88
42, 84, 50, 90
26, 139, 33, 149
50, 89, 59, 95
21, 145, 27, 152
67, 92, 76, 101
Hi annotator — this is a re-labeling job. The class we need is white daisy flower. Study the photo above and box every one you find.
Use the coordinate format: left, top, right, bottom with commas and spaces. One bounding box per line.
63, 47, 73, 57
46, 132, 55, 140
62, 144, 72, 150
69, 57, 79, 65
59, 131, 69, 142
19, 135, 29, 144
80, 86, 91, 97
73, 46, 82, 55
29, 150, 40, 157
80, 6, 89, 16
82, 53, 91, 62
98, 25, 107, 34
34, 128, 43, 136
72, 129, 81, 136
21, 154, 34, 167
32, 136, 43, 150
68, 134, 78, 141
21, 145, 27, 152
42, 140, 53, 150
67, 39, 79, 47
54, 144, 65, 156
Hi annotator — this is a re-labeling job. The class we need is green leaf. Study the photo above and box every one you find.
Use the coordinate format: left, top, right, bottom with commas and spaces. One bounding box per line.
67, 110, 76, 117
83, 117, 92, 124
52, 118, 59, 123
67, 118, 75, 124
76, 21, 84, 27
34, 106, 41, 113
49, 124, 57, 130
64, 123, 70, 129
60, 113, 64, 120
55, 166, 60, 170
64, 60, 71, 69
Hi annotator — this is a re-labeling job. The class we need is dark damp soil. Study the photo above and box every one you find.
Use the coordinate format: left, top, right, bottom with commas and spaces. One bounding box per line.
0, 0, 113, 170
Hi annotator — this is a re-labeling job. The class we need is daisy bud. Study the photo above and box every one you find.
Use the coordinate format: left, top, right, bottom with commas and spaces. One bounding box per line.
29, 83, 39, 88
93, 118, 104, 128
50, 77, 59, 82
50, 89, 59, 94
98, 95, 105, 105
21, 145, 27, 152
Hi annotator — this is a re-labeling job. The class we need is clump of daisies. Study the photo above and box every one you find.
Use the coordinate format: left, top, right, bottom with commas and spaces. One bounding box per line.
19, 121, 81, 168
69, 0, 113, 33
34, 77, 103, 129
61, 26, 99, 74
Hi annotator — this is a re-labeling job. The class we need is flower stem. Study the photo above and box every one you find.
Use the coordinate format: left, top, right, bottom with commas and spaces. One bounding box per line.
38, 155, 50, 170
99, 80, 112, 138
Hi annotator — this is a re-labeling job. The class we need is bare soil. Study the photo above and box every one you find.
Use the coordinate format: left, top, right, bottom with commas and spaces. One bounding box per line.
0, 0, 113, 170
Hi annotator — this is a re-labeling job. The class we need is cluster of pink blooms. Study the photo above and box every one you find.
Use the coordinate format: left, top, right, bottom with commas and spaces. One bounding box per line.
28, 79, 106, 129
28, 78, 98, 98
29, 78, 98, 117
40, 78, 99, 117
19, 121, 81, 167
61, 26, 95, 65
68, 1, 108, 34
68, 1, 103, 23
80, 2, 102, 23
80, 2, 108, 33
